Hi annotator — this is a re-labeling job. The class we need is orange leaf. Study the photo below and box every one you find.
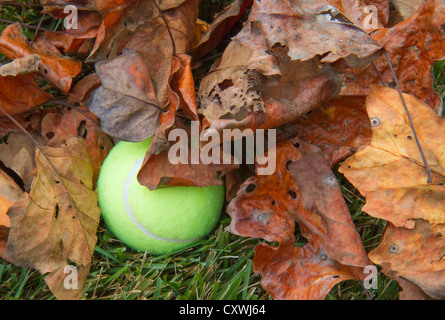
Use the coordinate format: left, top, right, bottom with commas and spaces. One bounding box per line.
227, 139, 370, 299
0, 23, 82, 93
339, 85, 445, 228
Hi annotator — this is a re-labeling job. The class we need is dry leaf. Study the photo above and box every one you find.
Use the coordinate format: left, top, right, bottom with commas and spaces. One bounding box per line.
87, 49, 161, 142
341, 0, 445, 113
0, 54, 40, 76
294, 96, 372, 165
40, 106, 113, 184
339, 85, 445, 228
6, 137, 101, 300
198, 0, 382, 134
227, 139, 370, 299
192, 0, 252, 59
0, 23, 82, 93
369, 220, 445, 299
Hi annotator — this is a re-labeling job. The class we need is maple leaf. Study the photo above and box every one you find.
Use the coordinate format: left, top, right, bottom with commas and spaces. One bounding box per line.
339, 85, 445, 228
6, 137, 101, 300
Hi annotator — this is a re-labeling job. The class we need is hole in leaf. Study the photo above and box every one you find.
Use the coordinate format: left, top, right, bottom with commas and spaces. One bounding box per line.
55, 204, 59, 219
46, 131, 55, 139
0, 160, 25, 191
288, 190, 297, 199
77, 120, 87, 139
285, 160, 292, 170
246, 183, 256, 193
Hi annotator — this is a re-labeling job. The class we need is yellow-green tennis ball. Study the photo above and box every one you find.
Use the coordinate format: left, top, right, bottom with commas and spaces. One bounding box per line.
97, 138, 225, 255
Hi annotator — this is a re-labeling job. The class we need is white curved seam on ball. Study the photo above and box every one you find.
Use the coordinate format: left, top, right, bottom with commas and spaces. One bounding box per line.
123, 157, 201, 244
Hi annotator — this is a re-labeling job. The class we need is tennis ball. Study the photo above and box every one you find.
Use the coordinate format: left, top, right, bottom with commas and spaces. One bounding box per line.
97, 138, 225, 255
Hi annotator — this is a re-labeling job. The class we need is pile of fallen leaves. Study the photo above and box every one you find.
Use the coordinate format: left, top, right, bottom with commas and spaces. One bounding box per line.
0, 0, 444, 300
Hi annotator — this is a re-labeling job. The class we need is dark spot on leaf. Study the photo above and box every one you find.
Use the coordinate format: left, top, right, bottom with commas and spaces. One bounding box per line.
246, 183, 256, 193
46, 131, 55, 139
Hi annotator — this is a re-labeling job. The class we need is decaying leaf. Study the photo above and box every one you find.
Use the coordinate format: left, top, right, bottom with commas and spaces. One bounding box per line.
0, 54, 40, 77
339, 85, 445, 228
369, 220, 445, 299
40, 106, 113, 184
0, 23, 82, 93
6, 137, 101, 300
227, 139, 370, 299
341, 0, 445, 113
198, 0, 382, 134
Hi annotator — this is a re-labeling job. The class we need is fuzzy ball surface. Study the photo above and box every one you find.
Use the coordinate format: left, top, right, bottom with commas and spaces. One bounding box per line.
97, 138, 224, 254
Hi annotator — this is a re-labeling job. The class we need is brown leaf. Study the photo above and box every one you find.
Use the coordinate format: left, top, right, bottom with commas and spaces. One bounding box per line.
0, 169, 24, 262
67, 73, 101, 104
191, 0, 253, 59
294, 96, 372, 165
0, 54, 40, 76
6, 137, 101, 300
387, 0, 427, 26
0, 23, 82, 93
339, 86, 445, 228
341, 0, 445, 113
369, 220, 445, 299
40, 11, 101, 54
87, 49, 161, 142
136, 54, 237, 190
198, 0, 382, 134
0, 72, 52, 116
0, 131, 43, 190
227, 139, 370, 299
122, 0, 199, 108
40, 106, 113, 184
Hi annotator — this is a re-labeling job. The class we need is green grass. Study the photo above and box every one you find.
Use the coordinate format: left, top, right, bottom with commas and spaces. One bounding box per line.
0, 0, 444, 301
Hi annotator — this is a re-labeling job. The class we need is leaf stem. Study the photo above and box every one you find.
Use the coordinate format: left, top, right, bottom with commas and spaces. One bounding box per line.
151, 0, 177, 56
383, 50, 433, 184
